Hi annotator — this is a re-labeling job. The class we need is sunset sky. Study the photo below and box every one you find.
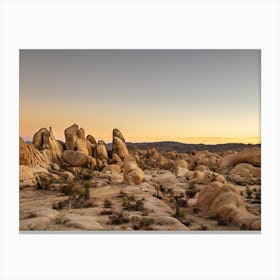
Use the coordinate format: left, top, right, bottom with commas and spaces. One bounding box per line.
20, 50, 260, 144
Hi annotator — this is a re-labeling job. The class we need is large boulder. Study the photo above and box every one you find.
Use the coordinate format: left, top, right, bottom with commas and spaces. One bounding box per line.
230, 163, 261, 177
196, 183, 261, 230
96, 140, 108, 160
113, 128, 126, 142
203, 171, 227, 185
235, 147, 261, 167
62, 150, 89, 167
64, 124, 91, 155
76, 128, 89, 155
112, 136, 129, 160
32, 127, 64, 163
217, 153, 237, 173
112, 153, 123, 166
190, 171, 205, 184
19, 138, 48, 168
64, 124, 79, 150
32, 128, 50, 150
123, 156, 145, 185
195, 165, 209, 173
19, 165, 54, 188
87, 135, 97, 157
103, 164, 121, 174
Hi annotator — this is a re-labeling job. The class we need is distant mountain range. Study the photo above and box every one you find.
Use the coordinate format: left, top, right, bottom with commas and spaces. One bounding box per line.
26, 140, 260, 154
109, 141, 261, 154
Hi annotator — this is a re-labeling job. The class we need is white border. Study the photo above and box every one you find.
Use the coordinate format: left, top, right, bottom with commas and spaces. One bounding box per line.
1, 1, 279, 280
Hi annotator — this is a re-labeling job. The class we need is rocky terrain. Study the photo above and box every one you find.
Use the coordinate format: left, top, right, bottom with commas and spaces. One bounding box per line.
19, 124, 261, 231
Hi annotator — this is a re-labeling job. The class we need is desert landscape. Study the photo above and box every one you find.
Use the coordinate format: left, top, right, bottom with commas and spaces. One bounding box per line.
19, 124, 261, 231
19, 49, 261, 231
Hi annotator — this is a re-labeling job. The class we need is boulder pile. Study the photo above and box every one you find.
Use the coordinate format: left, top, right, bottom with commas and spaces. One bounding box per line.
19, 124, 145, 187
196, 182, 261, 230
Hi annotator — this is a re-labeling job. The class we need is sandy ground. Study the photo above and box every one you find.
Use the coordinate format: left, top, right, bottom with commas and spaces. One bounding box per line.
20, 169, 261, 231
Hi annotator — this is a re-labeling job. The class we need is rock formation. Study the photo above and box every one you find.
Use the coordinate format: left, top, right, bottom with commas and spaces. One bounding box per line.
32, 127, 64, 162
96, 140, 108, 160
64, 124, 79, 150
112, 128, 129, 160
20, 137, 48, 168
196, 183, 261, 229
123, 156, 145, 185
62, 150, 89, 167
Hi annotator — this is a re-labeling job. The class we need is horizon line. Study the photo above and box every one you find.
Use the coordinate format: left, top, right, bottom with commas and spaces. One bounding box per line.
21, 136, 261, 146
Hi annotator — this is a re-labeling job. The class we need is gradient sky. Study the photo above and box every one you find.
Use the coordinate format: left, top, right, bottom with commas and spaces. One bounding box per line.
20, 50, 260, 144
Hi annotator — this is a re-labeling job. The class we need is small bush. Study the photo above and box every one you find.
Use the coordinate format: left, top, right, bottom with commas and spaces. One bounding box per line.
60, 182, 76, 196
246, 187, 253, 198
122, 198, 145, 211
54, 216, 70, 225
131, 216, 154, 230
100, 209, 113, 215
103, 199, 112, 208
108, 211, 130, 225
174, 207, 185, 218
36, 176, 54, 190
83, 180, 93, 188
118, 190, 127, 198
185, 189, 197, 199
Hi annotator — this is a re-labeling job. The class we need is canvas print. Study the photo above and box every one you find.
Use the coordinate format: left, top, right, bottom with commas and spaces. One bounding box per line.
19, 50, 261, 231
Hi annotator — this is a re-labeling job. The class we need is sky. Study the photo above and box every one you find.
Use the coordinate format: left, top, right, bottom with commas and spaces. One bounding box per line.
19, 50, 261, 144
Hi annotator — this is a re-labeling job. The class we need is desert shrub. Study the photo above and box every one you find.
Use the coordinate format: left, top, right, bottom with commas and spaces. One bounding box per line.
103, 199, 112, 208
185, 188, 197, 199
35, 176, 54, 190
173, 206, 185, 219
122, 198, 145, 211
76, 186, 90, 200
246, 187, 253, 198
118, 190, 127, 198
54, 216, 70, 225
100, 209, 113, 215
174, 193, 188, 208
83, 180, 93, 188
131, 216, 154, 230
55, 183, 92, 209
108, 211, 130, 225
60, 182, 76, 196
166, 188, 174, 196
80, 169, 92, 180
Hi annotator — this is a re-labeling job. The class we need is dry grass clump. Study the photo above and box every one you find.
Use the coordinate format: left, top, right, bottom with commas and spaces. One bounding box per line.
103, 199, 112, 208
99, 209, 113, 216
60, 182, 76, 195
108, 211, 130, 225
35, 176, 54, 190
53, 183, 92, 210
131, 216, 154, 230
121, 197, 145, 212
54, 216, 70, 225
246, 186, 253, 198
